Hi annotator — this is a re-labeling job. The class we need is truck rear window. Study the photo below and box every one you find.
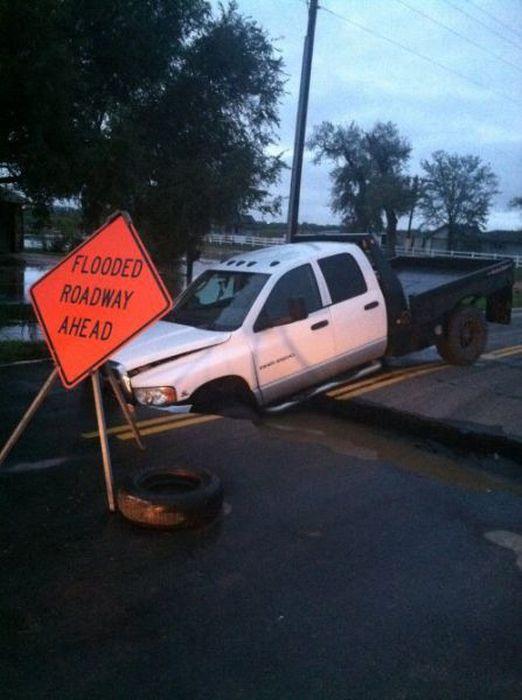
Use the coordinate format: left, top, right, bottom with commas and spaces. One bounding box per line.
167, 270, 269, 331
318, 253, 367, 304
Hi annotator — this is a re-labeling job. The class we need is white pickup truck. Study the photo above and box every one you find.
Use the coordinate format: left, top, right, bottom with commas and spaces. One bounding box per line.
110, 235, 514, 415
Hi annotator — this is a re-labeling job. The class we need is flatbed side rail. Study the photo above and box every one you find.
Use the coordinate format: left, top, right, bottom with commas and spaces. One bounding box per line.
391, 256, 514, 325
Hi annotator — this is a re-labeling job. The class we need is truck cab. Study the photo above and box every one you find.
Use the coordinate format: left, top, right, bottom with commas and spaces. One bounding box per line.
111, 242, 388, 410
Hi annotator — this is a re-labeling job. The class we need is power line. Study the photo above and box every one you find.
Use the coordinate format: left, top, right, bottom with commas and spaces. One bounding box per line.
439, 0, 522, 52
319, 4, 522, 108
466, 0, 522, 43
394, 0, 522, 75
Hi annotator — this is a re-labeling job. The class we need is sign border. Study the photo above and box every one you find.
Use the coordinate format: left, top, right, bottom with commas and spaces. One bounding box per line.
30, 211, 173, 388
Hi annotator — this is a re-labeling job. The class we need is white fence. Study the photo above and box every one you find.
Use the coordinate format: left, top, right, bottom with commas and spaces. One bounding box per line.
395, 246, 522, 268
205, 233, 522, 268
206, 233, 285, 248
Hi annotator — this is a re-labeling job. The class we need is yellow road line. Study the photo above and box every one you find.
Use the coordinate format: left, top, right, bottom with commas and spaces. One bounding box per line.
326, 362, 436, 398
483, 344, 522, 360
82, 344, 522, 438
334, 364, 446, 400
116, 414, 220, 440
82, 413, 196, 439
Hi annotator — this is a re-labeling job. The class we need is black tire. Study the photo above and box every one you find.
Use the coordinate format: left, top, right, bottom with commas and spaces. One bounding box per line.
192, 384, 259, 421
436, 306, 488, 365
117, 468, 223, 529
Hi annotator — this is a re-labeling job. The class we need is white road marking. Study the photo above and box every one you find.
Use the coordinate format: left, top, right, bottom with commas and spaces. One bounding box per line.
4, 457, 69, 473
484, 530, 522, 572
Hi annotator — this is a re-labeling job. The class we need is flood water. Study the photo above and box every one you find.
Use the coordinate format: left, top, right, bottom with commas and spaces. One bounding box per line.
0, 261, 50, 341
259, 409, 522, 497
0, 257, 214, 342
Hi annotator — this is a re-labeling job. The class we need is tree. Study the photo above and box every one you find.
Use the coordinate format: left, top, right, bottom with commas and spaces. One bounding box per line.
0, 1, 284, 266
509, 196, 522, 215
420, 151, 499, 250
308, 121, 414, 256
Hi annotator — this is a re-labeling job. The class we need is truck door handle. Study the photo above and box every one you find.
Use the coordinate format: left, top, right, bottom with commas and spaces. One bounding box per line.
311, 320, 329, 331
364, 301, 379, 311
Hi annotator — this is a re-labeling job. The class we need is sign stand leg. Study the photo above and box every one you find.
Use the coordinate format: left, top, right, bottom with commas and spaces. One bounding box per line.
91, 371, 116, 512
104, 366, 145, 450
0, 368, 59, 467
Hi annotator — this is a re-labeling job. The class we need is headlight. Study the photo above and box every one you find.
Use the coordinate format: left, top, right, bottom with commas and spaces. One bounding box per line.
134, 386, 177, 406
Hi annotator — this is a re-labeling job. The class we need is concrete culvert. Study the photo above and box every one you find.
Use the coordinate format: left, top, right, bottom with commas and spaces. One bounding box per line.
117, 468, 223, 529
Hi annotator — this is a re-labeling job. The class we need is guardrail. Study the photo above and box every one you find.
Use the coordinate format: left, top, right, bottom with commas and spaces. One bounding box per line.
205, 234, 521, 268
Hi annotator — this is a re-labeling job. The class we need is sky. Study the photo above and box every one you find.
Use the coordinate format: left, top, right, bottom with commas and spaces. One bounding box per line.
214, 0, 522, 230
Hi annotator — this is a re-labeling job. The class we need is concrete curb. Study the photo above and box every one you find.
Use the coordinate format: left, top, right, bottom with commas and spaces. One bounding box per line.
316, 395, 522, 463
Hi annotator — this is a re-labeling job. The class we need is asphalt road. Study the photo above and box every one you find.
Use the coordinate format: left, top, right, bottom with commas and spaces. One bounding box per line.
1, 322, 521, 699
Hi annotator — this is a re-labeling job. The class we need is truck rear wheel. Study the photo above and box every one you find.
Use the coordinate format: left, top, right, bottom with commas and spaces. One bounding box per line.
436, 307, 487, 365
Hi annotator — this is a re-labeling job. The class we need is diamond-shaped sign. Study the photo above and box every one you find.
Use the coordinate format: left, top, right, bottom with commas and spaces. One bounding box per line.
30, 212, 173, 388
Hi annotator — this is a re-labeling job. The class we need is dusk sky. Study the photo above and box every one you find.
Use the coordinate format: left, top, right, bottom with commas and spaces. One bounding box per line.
216, 0, 522, 230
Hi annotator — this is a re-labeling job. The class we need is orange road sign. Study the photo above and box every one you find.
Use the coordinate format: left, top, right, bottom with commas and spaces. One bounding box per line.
30, 212, 173, 388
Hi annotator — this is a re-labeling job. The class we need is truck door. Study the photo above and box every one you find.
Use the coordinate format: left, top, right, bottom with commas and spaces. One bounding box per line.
317, 252, 387, 368
250, 264, 335, 403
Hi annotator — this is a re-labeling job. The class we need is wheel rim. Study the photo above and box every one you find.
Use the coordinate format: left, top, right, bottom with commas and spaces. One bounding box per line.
460, 319, 478, 348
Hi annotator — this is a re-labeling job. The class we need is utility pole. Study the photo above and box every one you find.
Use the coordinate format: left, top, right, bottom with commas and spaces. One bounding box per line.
286, 0, 319, 243
406, 176, 420, 250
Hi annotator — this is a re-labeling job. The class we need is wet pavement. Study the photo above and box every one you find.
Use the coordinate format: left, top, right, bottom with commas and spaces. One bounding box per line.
1, 359, 521, 698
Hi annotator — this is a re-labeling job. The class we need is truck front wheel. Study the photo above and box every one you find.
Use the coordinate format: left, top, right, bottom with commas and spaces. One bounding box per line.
191, 378, 259, 421
436, 307, 488, 365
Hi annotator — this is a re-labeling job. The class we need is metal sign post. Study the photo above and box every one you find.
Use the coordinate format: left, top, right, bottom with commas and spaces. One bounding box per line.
91, 371, 116, 511
0, 368, 59, 465
104, 366, 144, 450
0, 364, 144, 511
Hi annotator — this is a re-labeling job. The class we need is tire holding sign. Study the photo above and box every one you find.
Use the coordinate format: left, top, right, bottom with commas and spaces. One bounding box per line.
30, 212, 173, 388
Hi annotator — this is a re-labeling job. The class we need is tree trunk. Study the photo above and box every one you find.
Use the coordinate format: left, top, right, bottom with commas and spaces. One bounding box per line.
447, 221, 455, 251
385, 208, 398, 258
186, 254, 194, 285
185, 234, 202, 285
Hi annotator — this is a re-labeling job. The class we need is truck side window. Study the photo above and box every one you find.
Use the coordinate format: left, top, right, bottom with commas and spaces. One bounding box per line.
318, 253, 368, 304
255, 264, 322, 330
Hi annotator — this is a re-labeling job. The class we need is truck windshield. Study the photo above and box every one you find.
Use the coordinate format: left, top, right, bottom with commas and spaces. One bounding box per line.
168, 270, 269, 331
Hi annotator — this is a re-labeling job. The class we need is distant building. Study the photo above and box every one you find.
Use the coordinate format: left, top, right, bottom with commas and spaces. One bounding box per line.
478, 230, 522, 257
418, 224, 522, 258
212, 214, 257, 236
421, 224, 481, 252
0, 188, 25, 254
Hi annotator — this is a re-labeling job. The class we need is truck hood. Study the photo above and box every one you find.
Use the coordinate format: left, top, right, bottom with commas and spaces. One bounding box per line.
111, 321, 231, 372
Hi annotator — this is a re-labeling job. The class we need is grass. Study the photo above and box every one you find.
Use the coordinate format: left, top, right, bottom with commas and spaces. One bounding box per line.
0, 340, 48, 363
